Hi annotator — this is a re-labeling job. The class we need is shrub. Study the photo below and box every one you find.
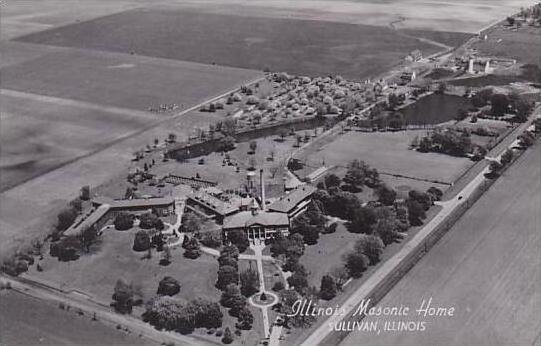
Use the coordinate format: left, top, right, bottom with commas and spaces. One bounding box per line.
133, 230, 151, 252
114, 213, 134, 231
157, 276, 181, 296
272, 281, 285, 292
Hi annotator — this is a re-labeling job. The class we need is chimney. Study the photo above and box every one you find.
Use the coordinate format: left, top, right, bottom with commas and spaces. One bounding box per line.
260, 169, 266, 211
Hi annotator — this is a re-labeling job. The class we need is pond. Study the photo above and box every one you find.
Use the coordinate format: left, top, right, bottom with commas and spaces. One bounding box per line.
401, 93, 471, 125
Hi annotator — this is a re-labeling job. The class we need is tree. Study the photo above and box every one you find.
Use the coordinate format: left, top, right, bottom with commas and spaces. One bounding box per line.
406, 199, 426, 226
80, 185, 90, 200
427, 187, 444, 201
409, 190, 433, 210
181, 212, 202, 233
227, 229, 250, 253
222, 327, 234, 344
79, 225, 99, 253
143, 296, 183, 331
375, 184, 397, 206
157, 276, 181, 296
218, 254, 239, 269
220, 283, 244, 307
139, 212, 159, 229
491, 94, 510, 117
319, 275, 337, 300
472, 88, 493, 108
330, 266, 350, 290
518, 131, 535, 148
222, 119, 237, 136
220, 244, 240, 261
347, 207, 377, 234
387, 93, 399, 110
183, 237, 201, 259
249, 140, 257, 154
324, 174, 341, 188
278, 129, 288, 142
354, 235, 384, 265
112, 279, 136, 314
236, 306, 254, 330
500, 149, 514, 166
240, 269, 259, 297
160, 244, 172, 265
507, 16, 515, 25
114, 213, 134, 231
344, 252, 369, 278
70, 198, 83, 212
287, 265, 309, 294
343, 160, 366, 192
167, 133, 177, 143
216, 265, 239, 290
57, 208, 77, 231
133, 230, 151, 252
218, 136, 236, 152
374, 218, 399, 246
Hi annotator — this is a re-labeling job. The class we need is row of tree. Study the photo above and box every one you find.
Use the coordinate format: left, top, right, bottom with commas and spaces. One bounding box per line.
215, 244, 256, 331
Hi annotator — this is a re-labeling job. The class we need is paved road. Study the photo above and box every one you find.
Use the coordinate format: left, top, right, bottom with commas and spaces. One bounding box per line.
299, 109, 539, 346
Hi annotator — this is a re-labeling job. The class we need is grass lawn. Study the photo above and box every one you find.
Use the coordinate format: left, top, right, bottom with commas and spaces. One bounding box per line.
295, 131, 473, 185
26, 228, 266, 346
27, 227, 221, 305
15, 8, 441, 79
300, 223, 360, 288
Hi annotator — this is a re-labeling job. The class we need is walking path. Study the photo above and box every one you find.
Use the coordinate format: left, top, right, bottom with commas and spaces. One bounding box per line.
300, 111, 539, 346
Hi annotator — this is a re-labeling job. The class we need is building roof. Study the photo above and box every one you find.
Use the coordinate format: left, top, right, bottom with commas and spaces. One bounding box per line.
268, 185, 317, 214
64, 204, 111, 236
188, 191, 252, 216
93, 196, 175, 209
223, 211, 289, 230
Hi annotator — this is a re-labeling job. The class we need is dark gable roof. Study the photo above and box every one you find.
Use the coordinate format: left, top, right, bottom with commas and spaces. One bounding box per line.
93, 196, 175, 209
223, 211, 289, 230
268, 185, 317, 213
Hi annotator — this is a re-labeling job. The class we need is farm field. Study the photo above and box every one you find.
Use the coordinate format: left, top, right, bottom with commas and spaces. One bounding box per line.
340, 143, 541, 346
472, 25, 541, 65
0, 91, 156, 191
0, 290, 151, 346
294, 131, 473, 185
15, 8, 444, 80
149, 0, 532, 34
0, 47, 261, 112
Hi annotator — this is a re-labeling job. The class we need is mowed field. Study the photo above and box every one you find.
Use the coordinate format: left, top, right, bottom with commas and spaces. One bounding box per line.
340, 143, 541, 346
0, 290, 151, 346
294, 131, 472, 185
15, 8, 445, 79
